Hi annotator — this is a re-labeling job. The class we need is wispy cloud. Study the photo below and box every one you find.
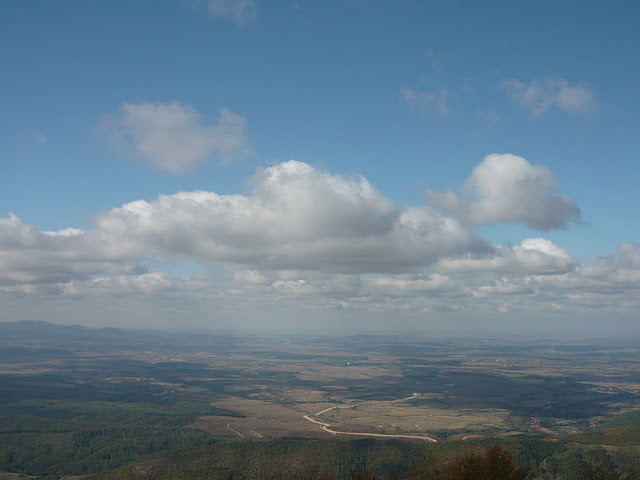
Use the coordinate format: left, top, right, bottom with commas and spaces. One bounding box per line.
101, 102, 251, 173
478, 108, 501, 127
24, 132, 48, 146
425, 48, 441, 79
401, 87, 450, 118
501, 76, 597, 117
200, 0, 256, 25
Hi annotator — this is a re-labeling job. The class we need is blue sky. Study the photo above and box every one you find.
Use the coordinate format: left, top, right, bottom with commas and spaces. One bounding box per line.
1, 1, 639, 335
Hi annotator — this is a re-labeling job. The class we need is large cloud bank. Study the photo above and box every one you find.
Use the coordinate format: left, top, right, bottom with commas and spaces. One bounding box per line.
1, 158, 638, 330
95, 160, 487, 273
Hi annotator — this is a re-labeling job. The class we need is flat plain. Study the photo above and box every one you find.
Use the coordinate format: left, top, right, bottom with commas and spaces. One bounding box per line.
3, 321, 640, 478
2, 322, 639, 443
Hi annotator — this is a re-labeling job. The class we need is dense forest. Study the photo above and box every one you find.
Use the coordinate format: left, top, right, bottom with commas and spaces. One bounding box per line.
92, 438, 640, 480
2, 401, 640, 480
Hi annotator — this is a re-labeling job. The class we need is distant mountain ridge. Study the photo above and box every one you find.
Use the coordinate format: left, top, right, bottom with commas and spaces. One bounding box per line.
0, 319, 135, 343
0, 319, 238, 351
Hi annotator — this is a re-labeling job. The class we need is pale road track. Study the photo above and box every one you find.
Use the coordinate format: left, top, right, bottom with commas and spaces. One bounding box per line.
316, 393, 416, 416
305, 393, 437, 442
230, 395, 438, 442
314, 404, 360, 416
315, 406, 340, 416
302, 415, 437, 442
227, 423, 245, 438
391, 393, 419, 403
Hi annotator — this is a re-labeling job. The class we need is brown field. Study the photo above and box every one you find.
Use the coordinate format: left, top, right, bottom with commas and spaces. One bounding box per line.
313, 400, 510, 435
195, 390, 512, 441
194, 397, 329, 438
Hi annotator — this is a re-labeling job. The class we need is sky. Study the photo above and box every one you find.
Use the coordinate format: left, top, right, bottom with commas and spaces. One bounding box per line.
1, 1, 639, 336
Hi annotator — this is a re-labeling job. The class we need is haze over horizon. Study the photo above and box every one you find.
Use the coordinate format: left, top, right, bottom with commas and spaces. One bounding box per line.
1, 1, 639, 336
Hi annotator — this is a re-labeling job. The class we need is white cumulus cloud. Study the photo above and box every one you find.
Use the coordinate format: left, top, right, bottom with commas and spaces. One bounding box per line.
61, 273, 209, 298
95, 160, 489, 273
0, 214, 142, 286
435, 238, 579, 275
425, 153, 580, 230
364, 274, 459, 297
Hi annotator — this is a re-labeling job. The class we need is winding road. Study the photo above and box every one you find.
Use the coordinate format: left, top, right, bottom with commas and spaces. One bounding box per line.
302, 396, 437, 442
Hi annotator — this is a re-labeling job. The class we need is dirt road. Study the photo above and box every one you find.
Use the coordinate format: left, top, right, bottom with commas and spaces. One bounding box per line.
227, 423, 245, 438
302, 414, 437, 442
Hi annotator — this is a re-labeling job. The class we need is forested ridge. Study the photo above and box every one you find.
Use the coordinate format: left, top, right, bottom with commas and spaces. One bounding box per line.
91, 439, 639, 480
3, 419, 640, 479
